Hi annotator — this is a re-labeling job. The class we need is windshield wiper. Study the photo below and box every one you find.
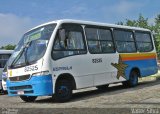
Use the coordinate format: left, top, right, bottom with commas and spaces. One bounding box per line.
9, 41, 31, 68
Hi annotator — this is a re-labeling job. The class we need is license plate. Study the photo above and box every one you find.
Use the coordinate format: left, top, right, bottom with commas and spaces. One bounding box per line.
17, 91, 24, 95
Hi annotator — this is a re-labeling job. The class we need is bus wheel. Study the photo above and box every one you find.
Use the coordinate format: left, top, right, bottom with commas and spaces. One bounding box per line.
55, 79, 72, 102
96, 84, 109, 90
20, 96, 37, 102
123, 70, 138, 87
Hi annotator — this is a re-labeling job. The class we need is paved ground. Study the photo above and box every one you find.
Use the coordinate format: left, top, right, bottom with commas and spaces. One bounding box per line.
0, 74, 160, 114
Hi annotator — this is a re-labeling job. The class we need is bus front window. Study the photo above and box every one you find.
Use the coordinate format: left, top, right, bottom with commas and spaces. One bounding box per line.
8, 24, 56, 68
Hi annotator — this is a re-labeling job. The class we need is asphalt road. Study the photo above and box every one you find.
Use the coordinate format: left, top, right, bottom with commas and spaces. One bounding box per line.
0, 75, 160, 114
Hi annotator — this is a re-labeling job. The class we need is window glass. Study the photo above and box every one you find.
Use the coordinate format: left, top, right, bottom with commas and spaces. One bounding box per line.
0, 54, 11, 68
136, 42, 152, 52
85, 28, 98, 40
53, 31, 85, 50
67, 32, 84, 49
101, 41, 114, 53
0, 60, 8, 68
52, 24, 86, 60
99, 29, 112, 40
135, 32, 151, 42
114, 30, 134, 41
0, 54, 10, 59
114, 30, 136, 53
116, 41, 136, 53
88, 41, 101, 53
135, 32, 153, 52
86, 27, 115, 54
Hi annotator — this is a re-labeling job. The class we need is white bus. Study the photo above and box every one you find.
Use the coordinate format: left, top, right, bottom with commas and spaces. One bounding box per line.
0, 50, 13, 92
6, 19, 158, 102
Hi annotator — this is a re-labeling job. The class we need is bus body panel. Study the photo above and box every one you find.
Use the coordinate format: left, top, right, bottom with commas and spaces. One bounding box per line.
51, 52, 126, 90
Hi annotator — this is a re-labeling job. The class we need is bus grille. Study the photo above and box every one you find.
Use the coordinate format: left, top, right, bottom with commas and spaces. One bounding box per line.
9, 75, 30, 81
10, 90, 34, 94
9, 85, 32, 90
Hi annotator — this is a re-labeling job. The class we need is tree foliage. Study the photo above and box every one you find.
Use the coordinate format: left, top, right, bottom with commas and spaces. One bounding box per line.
0, 44, 16, 50
117, 14, 160, 59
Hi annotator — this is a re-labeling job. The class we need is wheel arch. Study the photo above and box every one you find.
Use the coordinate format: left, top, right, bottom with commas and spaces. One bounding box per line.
130, 67, 141, 78
55, 73, 76, 90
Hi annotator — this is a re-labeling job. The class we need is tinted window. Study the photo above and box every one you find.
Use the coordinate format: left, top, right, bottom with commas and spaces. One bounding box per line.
52, 24, 86, 60
114, 30, 134, 41
0, 54, 11, 68
86, 27, 115, 54
114, 30, 136, 53
135, 32, 151, 42
85, 28, 98, 40
135, 32, 153, 52
99, 29, 112, 40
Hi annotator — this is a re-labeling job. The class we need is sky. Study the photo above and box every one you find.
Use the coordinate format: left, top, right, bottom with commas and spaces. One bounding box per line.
0, 0, 160, 46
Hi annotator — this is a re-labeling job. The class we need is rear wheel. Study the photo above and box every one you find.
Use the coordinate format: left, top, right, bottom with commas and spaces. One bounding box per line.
122, 70, 138, 87
54, 79, 72, 102
96, 84, 109, 90
20, 96, 37, 102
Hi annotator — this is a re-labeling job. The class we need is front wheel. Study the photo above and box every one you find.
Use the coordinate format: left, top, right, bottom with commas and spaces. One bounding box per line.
20, 96, 37, 102
54, 80, 72, 102
123, 70, 138, 87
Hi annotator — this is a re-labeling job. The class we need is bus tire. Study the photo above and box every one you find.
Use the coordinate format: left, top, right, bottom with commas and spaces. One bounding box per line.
20, 96, 37, 102
123, 70, 138, 87
55, 79, 72, 102
96, 84, 109, 90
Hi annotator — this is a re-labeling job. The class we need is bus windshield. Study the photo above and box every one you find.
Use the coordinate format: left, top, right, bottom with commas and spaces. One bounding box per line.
8, 24, 56, 68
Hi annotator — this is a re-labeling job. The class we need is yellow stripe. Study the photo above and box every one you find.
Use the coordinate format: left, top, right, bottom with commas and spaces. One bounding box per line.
120, 53, 157, 61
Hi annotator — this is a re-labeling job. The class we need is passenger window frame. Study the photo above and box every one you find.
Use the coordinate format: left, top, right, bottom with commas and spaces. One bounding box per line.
51, 23, 87, 60
85, 25, 116, 54
135, 31, 153, 52
113, 29, 137, 53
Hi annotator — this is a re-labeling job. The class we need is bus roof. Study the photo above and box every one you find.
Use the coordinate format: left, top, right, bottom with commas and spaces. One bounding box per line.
29, 19, 151, 32
0, 50, 13, 54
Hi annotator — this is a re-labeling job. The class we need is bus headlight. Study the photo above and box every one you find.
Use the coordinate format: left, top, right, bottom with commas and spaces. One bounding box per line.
32, 71, 50, 76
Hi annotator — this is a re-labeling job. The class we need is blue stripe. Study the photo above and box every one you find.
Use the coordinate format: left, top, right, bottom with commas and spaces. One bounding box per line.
124, 59, 158, 80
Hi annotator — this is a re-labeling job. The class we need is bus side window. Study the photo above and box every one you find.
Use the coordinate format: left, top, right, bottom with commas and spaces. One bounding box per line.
52, 24, 86, 60
85, 27, 115, 54
0, 54, 11, 68
114, 30, 136, 53
135, 32, 153, 52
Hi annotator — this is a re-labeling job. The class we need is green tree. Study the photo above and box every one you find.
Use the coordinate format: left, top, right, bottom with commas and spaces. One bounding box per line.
0, 44, 16, 50
125, 19, 137, 27
153, 14, 160, 59
137, 14, 149, 28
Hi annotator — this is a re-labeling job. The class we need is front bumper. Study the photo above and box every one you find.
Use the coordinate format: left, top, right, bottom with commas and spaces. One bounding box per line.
7, 74, 53, 96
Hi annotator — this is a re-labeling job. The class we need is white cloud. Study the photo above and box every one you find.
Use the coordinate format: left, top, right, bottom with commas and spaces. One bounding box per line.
103, 1, 144, 18
101, 0, 146, 23
0, 13, 33, 46
113, 1, 142, 15
62, 5, 87, 17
